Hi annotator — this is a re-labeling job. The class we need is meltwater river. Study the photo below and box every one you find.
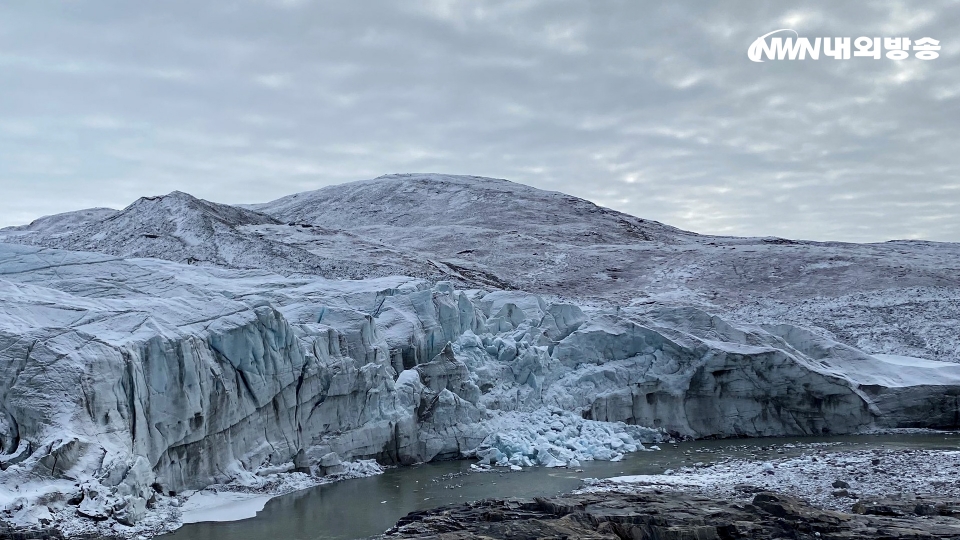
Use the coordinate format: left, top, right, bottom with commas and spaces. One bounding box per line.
164, 432, 960, 540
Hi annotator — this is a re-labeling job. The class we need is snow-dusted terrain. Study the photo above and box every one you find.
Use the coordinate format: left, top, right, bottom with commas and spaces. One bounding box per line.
1, 173, 959, 535
6, 174, 958, 363
581, 444, 960, 514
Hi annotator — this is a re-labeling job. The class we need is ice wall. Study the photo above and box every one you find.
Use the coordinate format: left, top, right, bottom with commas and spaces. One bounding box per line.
1, 244, 959, 528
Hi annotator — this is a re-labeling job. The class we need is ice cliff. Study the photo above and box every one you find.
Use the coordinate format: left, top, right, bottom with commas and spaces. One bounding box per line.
1, 241, 959, 531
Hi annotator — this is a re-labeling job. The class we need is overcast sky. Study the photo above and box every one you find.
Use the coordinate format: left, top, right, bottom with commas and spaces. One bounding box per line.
1, 1, 958, 242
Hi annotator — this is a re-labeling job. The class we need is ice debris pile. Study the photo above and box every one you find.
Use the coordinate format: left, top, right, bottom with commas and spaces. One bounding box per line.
470, 410, 659, 468
1, 243, 960, 533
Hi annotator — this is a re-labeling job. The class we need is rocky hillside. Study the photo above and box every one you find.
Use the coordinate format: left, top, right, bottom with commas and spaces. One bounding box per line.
246, 173, 680, 242
4, 207, 119, 236
0, 190, 444, 280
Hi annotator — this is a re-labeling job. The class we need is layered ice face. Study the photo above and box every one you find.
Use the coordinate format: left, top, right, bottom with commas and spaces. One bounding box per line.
1, 241, 958, 533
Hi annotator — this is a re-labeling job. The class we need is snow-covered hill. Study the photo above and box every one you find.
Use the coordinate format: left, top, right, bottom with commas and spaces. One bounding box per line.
0, 190, 445, 281
245, 173, 684, 289
246, 173, 681, 241
3, 207, 119, 236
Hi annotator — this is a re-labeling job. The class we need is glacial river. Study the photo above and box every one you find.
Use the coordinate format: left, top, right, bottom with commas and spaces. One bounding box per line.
164, 432, 960, 540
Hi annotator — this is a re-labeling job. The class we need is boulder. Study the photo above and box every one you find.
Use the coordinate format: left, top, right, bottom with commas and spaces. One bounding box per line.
318, 452, 346, 476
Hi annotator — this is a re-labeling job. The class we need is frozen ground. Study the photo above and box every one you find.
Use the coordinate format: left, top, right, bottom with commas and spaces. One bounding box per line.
583, 443, 960, 512
179, 492, 273, 524
40, 459, 384, 538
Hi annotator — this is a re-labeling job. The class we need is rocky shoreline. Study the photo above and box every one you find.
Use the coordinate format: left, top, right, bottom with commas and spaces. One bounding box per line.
0, 524, 120, 540
384, 445, 960, 539
4, 442, 960, 538
382, 490, 960, 539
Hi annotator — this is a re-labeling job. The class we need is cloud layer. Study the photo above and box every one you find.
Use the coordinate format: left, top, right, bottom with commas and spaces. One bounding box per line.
1, 0, 957, 241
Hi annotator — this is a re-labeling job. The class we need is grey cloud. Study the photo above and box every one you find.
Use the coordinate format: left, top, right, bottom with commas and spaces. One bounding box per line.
0, 0, 957, 242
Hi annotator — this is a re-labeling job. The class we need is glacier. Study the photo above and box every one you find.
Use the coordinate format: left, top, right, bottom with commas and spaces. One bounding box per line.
1, 241, 959, 533
0, 174, 959, 535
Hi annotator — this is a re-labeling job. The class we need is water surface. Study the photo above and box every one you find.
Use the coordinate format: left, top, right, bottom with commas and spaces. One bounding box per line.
165, 432, 960, 540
